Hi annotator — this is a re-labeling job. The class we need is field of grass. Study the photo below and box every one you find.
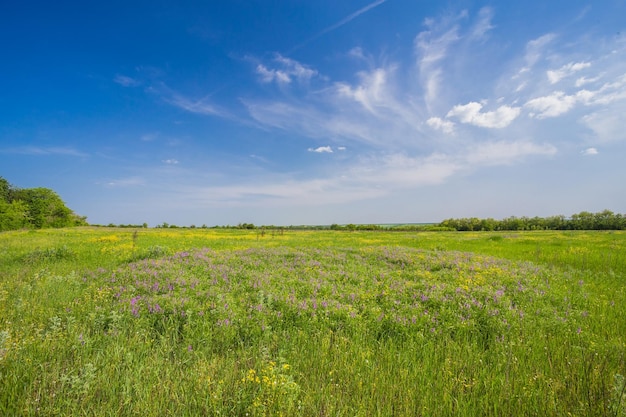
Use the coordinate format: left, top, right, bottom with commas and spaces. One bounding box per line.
1, 227, 625, 416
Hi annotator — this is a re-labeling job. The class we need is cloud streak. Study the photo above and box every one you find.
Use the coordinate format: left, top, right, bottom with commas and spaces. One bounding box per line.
289, 0, 387, 52
0, 146, 89, 157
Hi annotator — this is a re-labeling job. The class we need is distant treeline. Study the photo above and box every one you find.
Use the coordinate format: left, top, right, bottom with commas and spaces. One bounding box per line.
0, 177, 87, 231
438, 210, 626, 231
91, 212, 626, 232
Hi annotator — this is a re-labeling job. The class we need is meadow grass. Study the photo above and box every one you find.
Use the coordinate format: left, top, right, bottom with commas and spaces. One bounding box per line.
1, 228, 625, 416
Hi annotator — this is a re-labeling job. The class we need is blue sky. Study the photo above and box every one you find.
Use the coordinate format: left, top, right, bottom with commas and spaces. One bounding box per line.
1, 1, 625, 226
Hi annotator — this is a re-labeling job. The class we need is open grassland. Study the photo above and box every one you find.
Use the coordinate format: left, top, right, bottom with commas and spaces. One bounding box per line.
1, 228, 625, 416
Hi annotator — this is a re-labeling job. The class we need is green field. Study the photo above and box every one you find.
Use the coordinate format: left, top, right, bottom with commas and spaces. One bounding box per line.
1, 228, 625, 416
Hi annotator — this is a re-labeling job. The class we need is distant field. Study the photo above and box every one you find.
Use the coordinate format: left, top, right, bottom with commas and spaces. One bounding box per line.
1, 228, 625, 416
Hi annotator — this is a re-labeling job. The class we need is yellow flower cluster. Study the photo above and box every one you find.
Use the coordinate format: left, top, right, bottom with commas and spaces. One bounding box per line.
240, 360, 300, 414
89, 235, 121, 243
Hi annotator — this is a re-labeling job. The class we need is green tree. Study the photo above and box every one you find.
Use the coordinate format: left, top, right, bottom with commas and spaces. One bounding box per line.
571, 211, 595, 230
0, 199, 30, 231
0, 177, 15, 203
14, 187, 74, 228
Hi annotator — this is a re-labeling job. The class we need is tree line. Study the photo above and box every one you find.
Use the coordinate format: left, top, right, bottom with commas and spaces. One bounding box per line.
0, 177, 87, 231
437, 210, 626, 231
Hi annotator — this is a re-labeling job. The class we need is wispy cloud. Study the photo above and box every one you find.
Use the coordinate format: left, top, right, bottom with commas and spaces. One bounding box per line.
290, 0, 387, 52
102, 176, 145, 188
525, 74, 626, 119
164, 93, 225, 117
547, 62, 591, 84
160, 138, 556, 211
335, 67, 393, 113
518, 33, 557, 76
256, 54, 318, 85
463, 140, 556, 166
414, 13, 462, 112
469, 7, 495, 40
319, 0, 386, 35
141, 133, 159, 142
114, 74, 140, 87
525, 91, 584, 118
162, 159, 179, 164
234, 6, 626, 208
581, 106, 626, 143
0, 146, 88, 157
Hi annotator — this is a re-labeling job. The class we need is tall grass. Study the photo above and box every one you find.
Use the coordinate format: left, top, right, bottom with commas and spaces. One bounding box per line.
1, 228, 625, 415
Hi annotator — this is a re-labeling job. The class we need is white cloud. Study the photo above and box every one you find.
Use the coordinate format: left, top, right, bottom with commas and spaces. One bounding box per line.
525, 91, 578, 118
581, 147, 598, 156
426, 117, 455, 134
256, 54, 317, 85
308, 146, 333, 153
162, 159, 179, 164
525, 89, 596, 118
524, 73, 626, 118
547, 61, 591, 84
446, 102, 521, 128
256, 64, 291, 84
337, 146, 347, 151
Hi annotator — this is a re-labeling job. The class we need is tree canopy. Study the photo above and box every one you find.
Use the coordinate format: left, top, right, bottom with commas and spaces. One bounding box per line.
0, 177, 87, 231
438, 210, 626, 231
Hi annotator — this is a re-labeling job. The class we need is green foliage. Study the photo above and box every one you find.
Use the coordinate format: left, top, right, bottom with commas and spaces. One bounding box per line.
0, 200, 30, 230
440, 210, 626, 231
0, 176, 87, 231
0, 177, 16, 203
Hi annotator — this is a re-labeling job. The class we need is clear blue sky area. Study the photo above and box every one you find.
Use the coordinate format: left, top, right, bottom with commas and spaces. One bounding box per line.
1, 1, 625, 226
